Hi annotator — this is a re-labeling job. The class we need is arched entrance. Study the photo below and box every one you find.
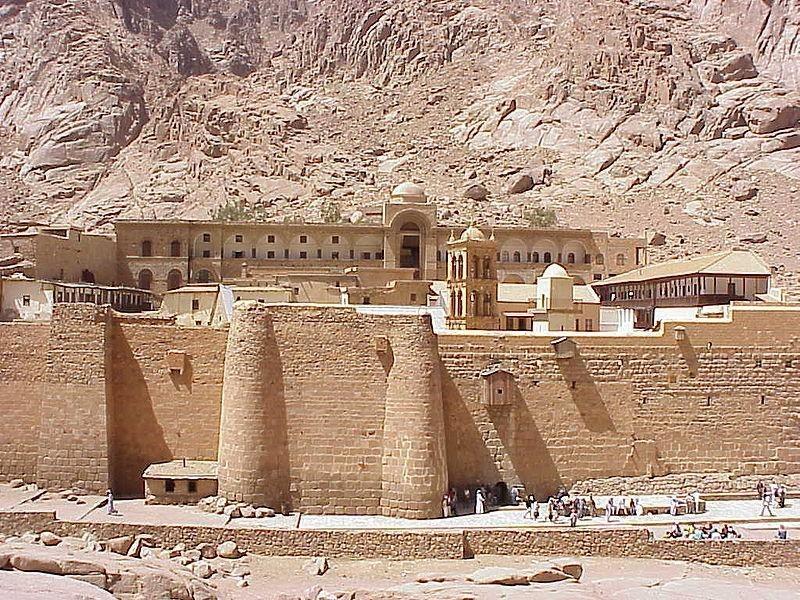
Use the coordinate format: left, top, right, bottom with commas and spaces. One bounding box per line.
398, 222, 421, 276
167, 269, 183, 290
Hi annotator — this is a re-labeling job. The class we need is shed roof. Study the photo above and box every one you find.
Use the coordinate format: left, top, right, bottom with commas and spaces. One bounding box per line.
592, 250, 770, 287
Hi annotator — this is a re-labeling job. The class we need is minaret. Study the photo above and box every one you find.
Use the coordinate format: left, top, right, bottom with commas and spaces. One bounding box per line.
446, 223, 499, 330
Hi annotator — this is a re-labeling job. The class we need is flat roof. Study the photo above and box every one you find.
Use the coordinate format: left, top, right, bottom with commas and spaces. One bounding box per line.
143, 460, 218, 480
592, 250, 770, 286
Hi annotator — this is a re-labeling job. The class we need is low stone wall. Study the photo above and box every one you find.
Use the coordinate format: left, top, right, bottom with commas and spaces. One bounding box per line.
1, 511, 798, 567
570, 472, 800, 496
0, 511, 463, 559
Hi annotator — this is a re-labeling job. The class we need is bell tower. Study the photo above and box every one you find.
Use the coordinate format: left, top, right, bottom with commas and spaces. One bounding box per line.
446, 223, 499, 330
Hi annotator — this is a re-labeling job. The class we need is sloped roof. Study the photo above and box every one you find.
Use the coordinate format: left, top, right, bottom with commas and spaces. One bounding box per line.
143, 460, 218, 480
593, 250, 770, 287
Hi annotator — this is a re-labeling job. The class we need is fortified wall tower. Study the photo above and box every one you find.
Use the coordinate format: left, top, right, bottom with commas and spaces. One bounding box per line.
217, 303, 448, 518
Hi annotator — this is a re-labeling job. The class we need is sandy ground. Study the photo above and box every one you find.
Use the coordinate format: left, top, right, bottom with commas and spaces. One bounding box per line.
212, 554, 800, 599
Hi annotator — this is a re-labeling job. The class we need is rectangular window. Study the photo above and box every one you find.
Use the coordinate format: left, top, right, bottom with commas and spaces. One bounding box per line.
376, 251, 384, 260
12, 245, 19, 254
202, 233, 211, 243
332, 235, 339, 244
165, 479, 175, 493
267, 235, 275, 243
331, 251, 340, 260
593, 274, 602, 281
585, 319, 593, 330
191, 299, 200, 310
361, 252, 371, 260
300, 235, 308, 243
235, 234, 243, 243
299, 251, 307, 259
22, 295, 31, 307
202, 250, 211, 258
349, 249, 355, 259
233, 251, 244, 258
251, 248, 256, 258
284, 249, 289, 259
187, 480, 197, 493
317, 249, 322, 258
410, 293, 417, 302
267, 250, 275, 259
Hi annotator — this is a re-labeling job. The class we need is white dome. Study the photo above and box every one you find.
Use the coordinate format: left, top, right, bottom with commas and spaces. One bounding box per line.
391, 181, 426, 202
459, 224, 486, 242
541, 263, 570, 278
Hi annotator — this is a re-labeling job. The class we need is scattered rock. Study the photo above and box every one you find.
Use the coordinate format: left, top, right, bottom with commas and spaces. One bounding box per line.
102, 535, 133, 555
9, 479, 24, 488
223, 504, 241, 519
239, 505, 256, 518
648, 232, 667, 246
731, 181, 758, 201
255, 507, 276, 518
39, 532, 61, 547
192, 561, 215, 579
467, 567, 530, 586
507, 173, 534, 194
304, 557, 329, 576
549, 558, 583, 580
216, 541, 241, 559
196, 543, 217, 560
741, 232, 768, 243
463, 183, 489, 201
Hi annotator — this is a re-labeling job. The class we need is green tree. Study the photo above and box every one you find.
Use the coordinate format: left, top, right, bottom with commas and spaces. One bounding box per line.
211, 198, 268, 222
525, 207, 557, 228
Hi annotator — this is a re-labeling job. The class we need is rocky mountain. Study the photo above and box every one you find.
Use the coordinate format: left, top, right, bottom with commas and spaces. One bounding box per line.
1, 0, 799, 288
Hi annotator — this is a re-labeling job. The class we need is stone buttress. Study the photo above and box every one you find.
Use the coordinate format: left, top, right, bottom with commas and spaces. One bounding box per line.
217, 303, 289, 505
381, 314, 449, 518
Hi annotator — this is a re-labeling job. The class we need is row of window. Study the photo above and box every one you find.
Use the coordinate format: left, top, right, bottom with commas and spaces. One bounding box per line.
140, 240, 628, 268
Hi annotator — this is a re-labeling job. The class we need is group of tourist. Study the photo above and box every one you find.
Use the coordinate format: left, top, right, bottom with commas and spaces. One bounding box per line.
605, 495, 644, 520
441, 484, 504, 517
665, 522, 741, 540
757, 480, 788, 516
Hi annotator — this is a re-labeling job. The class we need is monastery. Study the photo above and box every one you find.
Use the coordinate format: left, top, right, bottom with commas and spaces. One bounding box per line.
0, 183, 797, 519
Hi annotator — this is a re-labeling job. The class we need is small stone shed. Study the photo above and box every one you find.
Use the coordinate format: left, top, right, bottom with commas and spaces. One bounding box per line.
143, 460, 218, 505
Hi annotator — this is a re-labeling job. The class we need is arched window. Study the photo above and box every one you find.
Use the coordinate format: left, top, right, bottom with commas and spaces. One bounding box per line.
584, 254, 591, 264
567, 252, 575, 264
596, 254, 604, 265
141, 240, 152, 257
196, 269, 212, 284
544, 252, 552, 263
513, 251, 521, 263
532, 252, 540, 263
138, 269, 153, 290
167, 269, 182, 291
616, 253, 626, 266
501, 251, 509, 262
482, 256, 491, 279
170, 240, 181, 257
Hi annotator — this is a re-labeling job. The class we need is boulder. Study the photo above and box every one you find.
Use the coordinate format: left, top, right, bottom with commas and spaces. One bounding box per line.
255, 507, 275, 518
196, 543, 217, 559
463, 183, 489, 201
102, 535, 133, 555
0, 570, 115, 600
648, 232, 667, 246
731, 181, 757, 201
222, 505, 241, 519
744, 95, 800, 134
216, 541, 241, 559
39, 532, 62, 547
182, 549, 201, 563
304, 557, 329, 576
239, 505, 256, 518
507, 173, 534, 194
549, 558, 583, 580
9, 479, 25, 488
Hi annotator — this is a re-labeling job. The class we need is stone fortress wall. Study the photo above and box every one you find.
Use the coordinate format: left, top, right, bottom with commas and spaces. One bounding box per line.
0, 303, 797, 516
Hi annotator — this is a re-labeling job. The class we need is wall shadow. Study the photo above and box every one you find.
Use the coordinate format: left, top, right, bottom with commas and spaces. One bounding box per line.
677, 337, 699, 378
109, 323, 171, 498
556, 350, 616, 433
488, 383, 564, 499
263, 315, 292, 510
440, 369, 500, 489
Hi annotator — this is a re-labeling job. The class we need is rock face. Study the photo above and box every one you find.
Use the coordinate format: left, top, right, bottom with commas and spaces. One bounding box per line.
1, 0, 800, 291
